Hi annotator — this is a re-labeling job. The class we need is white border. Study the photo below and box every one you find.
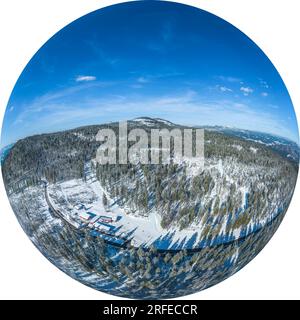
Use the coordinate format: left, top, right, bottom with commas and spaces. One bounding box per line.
0, 0, 299, 300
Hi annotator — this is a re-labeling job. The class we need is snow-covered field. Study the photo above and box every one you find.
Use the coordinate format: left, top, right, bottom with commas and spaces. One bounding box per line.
44, 155, 288, 250
47, 162, 207, 249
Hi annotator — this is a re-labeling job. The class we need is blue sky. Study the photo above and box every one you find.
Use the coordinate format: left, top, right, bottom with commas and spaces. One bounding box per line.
1, 0, 299, 147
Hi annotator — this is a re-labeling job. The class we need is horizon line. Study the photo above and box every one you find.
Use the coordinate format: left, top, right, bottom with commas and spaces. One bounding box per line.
1, 116, 299, 149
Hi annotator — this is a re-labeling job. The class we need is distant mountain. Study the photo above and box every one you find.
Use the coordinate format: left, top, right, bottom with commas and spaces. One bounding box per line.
130, 118, 299, 164
131, 117, 179, 128
201, 126, 299, 164
0, 143, 14, 166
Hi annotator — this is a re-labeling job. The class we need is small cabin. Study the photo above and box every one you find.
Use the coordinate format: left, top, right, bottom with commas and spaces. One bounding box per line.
79, 211, 96, 222
99, 215, 114, 223
93, 221, 115, 232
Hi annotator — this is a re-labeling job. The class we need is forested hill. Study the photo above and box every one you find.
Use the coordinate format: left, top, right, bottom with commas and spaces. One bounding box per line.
2, 117, 298, 188
202, 126, 299, 164
2, 117, 184, 185
2, 117, 298, 231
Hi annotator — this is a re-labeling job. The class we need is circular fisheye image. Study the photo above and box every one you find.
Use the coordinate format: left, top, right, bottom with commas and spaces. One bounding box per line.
1, 1, 299, 299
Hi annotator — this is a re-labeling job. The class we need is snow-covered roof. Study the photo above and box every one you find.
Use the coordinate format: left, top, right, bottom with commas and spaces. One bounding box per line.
79, 212, 93, 220
93, 222, 111, 231
99, 215, 113, 220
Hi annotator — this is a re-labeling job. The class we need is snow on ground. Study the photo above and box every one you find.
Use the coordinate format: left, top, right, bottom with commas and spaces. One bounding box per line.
45, 157, 284, 249
132, 117, 175, 127
132, 118, 157, 127
73, 132, 92, 141
47, 162, 210, 249
232, 144, 243, 151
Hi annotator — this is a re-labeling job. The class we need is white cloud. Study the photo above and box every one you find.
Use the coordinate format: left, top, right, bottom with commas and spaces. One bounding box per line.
259, 79, 269, 89
75, 75, 96, 82
261, 92, 268, 97
217, 76, 242, 83
137, 77, 149, 84
10, 88, 297, 142
219, 86, 233, 93
270, 104, 279, 109
240, 86, 254, 96
12, 81, 112, 125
